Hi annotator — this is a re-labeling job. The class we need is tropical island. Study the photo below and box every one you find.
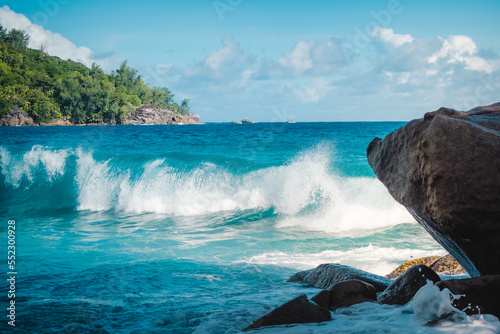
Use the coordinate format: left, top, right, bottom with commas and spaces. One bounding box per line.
0, 26, 200, 126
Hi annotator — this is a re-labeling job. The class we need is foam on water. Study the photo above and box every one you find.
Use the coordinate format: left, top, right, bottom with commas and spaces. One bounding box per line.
2, 122, 500, 334
236, 244, 448, 276
1, 145, 414, 233
0, 145, 68, 187
412, 281, 467, 322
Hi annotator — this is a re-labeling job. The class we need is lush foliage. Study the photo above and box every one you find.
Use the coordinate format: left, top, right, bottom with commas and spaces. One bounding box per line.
0, 26, 190, 124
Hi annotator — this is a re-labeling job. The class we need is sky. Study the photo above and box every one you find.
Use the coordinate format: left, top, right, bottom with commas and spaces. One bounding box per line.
1, 0, 499, 122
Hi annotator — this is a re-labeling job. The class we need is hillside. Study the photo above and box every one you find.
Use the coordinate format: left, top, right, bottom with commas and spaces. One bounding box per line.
0, 25, 193, 125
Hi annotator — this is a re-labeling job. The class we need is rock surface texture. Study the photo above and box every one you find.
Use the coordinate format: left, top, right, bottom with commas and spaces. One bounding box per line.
288, 263, 391, 292
378, 265, 441, 305
328, 280, 377, 310
0, 107, 34, 126
387, 254, 464, 278
430, 254, 466, 276
436, 275, 500, 318
244, 294, 331, 330
121, 104, 202, 125
367, 103, 500, 277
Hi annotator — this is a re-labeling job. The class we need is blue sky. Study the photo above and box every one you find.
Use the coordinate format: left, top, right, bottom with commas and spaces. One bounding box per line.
1, 0, 499, 121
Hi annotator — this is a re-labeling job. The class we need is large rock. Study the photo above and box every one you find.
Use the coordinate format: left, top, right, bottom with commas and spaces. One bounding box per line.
244, 294, 331, 330
387, 254, 464, 278
287, 263, 391, 292
0, 107, 34, 126
121, 104, 202, 125
436, 275, 500, 317
367, 103, 500, 277
378, 265, 441, 305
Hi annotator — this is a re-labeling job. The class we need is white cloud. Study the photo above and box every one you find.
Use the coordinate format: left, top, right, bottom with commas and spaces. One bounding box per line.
183, 36, 256, 82
165, 29, 499, 121
372, 27, 414, 47
277, 40, 314, 76
428, 35, 493, 73
0, 5, 120, 71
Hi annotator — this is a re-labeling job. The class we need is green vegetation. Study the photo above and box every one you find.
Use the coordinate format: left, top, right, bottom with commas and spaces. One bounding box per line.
0, 26, 191, 124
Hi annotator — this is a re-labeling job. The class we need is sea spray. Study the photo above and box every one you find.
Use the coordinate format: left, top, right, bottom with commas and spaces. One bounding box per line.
1, 144, 414, 227
0, 145, 68, 187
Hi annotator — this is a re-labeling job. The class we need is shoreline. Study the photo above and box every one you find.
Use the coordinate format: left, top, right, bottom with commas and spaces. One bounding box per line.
0, 104, 203, 127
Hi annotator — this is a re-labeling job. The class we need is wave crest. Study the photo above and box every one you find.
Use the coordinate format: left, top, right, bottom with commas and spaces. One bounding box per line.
1, 145, 414, 232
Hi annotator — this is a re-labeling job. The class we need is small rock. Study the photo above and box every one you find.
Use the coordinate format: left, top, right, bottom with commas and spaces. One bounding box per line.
329, 280, 377, 310
288, 263, 391, 292
430, 254, 466, 276
378, 265, 441, 305
436, 275, 500, 318
310, 290, 331, 310
244, 294, 331, 330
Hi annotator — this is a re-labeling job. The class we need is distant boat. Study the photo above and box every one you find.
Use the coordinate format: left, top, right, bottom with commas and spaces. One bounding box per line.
286, 120, 296, 123
232, 121, 242, 124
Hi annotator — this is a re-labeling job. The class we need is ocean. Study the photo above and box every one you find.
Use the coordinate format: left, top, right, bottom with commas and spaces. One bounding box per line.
1, 122, 499, 333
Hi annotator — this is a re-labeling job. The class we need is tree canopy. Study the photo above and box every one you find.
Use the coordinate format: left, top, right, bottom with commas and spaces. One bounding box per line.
0, 26, 190, 124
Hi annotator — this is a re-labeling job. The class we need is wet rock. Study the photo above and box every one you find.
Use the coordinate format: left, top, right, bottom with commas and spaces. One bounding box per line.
436, 275, 500, 318
288, 263, 391, 292
378, 265, 440, 305
244, 294, 331, 330
287, 269, 313, 282
311, 280, 376, 311
367, 103, 500, 277
310, 289, 332, 310
329, 280, 377, 310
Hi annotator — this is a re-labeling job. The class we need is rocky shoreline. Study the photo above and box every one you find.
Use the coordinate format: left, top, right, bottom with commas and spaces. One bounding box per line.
0, 104, 202, 126
245, 102, 500, 331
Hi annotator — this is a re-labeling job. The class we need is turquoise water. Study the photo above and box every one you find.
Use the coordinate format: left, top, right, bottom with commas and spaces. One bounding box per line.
1, 123, 498, 333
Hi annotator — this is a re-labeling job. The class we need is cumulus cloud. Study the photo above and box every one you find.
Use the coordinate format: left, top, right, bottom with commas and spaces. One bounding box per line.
183, 36, 256, 82
372, 27, 414, 47
167, 28, 499, 121
277, 40, 314, 76
428, 35, 493, 73
3, 2, 495, 121
0, 5, 120, 71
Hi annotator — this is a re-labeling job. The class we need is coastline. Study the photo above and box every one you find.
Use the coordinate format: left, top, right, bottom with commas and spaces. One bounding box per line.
0, 104, 203, 127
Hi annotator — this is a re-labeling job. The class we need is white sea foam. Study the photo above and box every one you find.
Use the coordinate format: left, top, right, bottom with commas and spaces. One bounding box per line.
2, 145, 415, 234
275, 176, 414, 233
412, 281, 466, 322
248, 284, 500, 334
235, 244, 447, 276
75, 149, 121, 211
0, 145, 68, 187
73, 146, 414, 234
250, 300, 500, 334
